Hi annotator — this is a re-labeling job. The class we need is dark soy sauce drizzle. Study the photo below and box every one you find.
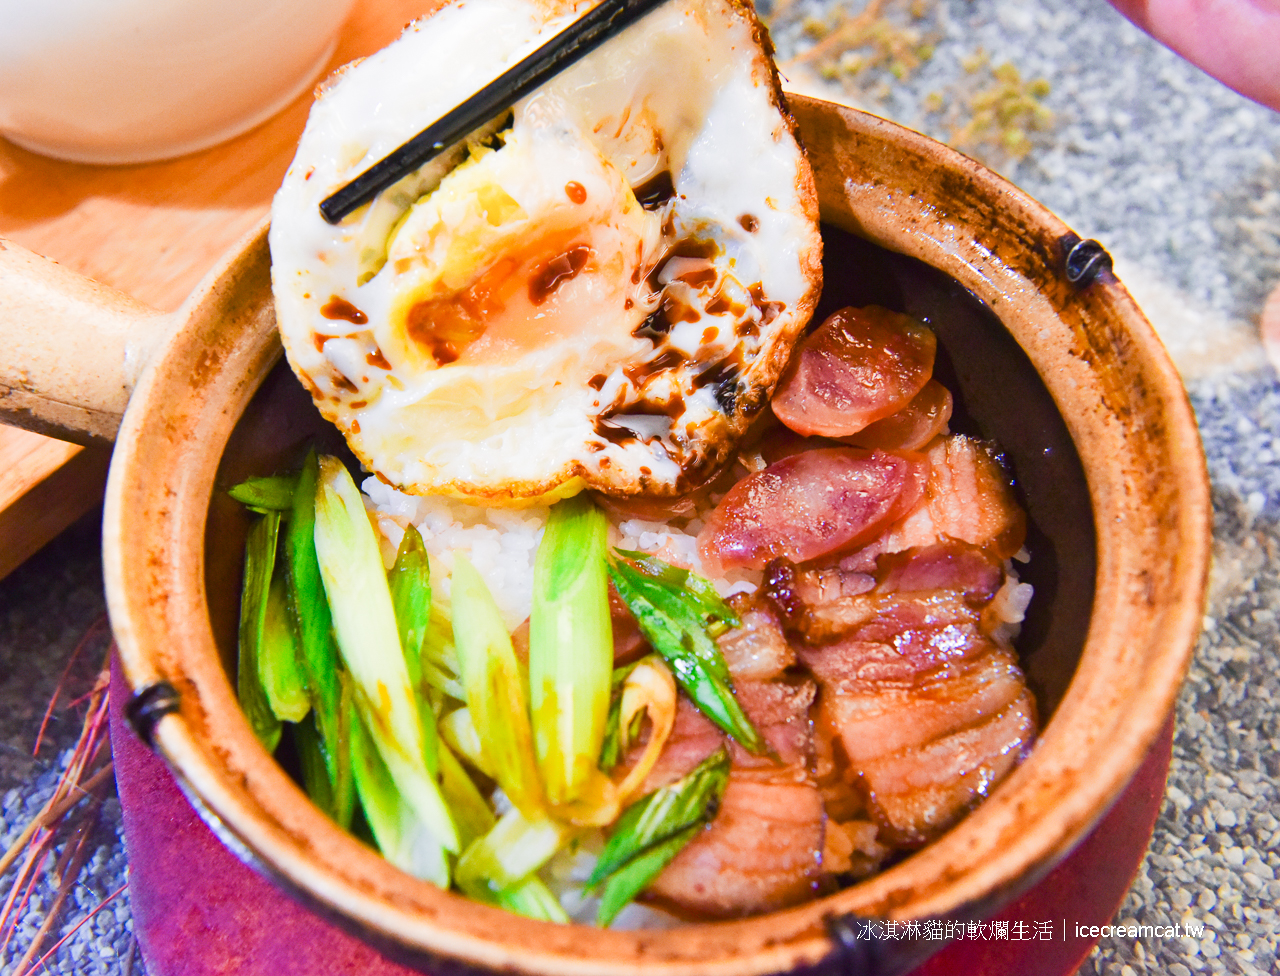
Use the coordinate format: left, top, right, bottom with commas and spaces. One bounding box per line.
633, 170, 675, 210
814, 224, 1095, 722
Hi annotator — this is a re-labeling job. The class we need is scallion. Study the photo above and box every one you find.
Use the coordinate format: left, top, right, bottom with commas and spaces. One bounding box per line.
237, 510, 282, 752
313, 455, 458, 857
449, 553, 544, 819
286, 451, 345, 799
258, 574, 310, 722
595, 823, 699, 927
588, 746, 730, 889
228, 473, 299, 513
389, 524, 439, 777
588, 747, 730, 926
529, 494, 612, 806
438, 741, 496, 848
607, 558, 766, 755
455, 807, 573, 899
350, 704, 449, 887
494, 875, 571, 923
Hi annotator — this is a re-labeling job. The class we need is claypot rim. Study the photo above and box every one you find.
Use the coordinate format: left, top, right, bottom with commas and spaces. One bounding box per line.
104, 95, 1211, 976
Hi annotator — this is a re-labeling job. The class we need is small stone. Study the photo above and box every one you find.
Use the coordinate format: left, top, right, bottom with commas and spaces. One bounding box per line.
1243, 857, 1274, 880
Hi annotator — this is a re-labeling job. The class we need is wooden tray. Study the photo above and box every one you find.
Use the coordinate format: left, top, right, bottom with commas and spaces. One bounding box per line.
0, 0, 437, 580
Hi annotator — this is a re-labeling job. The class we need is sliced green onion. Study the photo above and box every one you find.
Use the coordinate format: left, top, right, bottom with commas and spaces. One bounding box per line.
494, 876, 571, 924
607, 560, 766, 755
613, 548, 741, 637
296, 678, 357, 831
609, 559, 728, 681
438, 741, 496, 848
294, 712, 334, 820
350, 704, 449, 887
449, 553, 544, 819
529, 494, 612, 806
418, 592, 468, 701
455, 807, 573, 899
229, 473, 299, 513
439, 707, 495, 780
390, 525, 432, 674
599, 661, 643, 771
612, 656, 678, 802
286, 451, 344, 790
259, 575, 310, 722
588, 746, 730, 889
237, 510, 282, 752
389, 525, 439, 777
595, 824, 700, 927
314, 455, 458, 855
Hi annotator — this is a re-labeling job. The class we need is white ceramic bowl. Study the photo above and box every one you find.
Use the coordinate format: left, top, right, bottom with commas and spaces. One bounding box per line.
0, 0, 358, 164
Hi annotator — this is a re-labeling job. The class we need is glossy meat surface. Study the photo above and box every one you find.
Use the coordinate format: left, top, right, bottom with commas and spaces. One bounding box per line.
771, 306, 937, 438
697, 447, 927, 574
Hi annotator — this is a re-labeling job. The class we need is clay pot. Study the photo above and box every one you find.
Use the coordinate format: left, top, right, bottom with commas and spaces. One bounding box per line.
0, 96, 1210, 975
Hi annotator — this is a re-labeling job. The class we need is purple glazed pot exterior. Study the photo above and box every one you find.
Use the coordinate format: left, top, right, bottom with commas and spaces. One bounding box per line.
112, 658, 1174, 976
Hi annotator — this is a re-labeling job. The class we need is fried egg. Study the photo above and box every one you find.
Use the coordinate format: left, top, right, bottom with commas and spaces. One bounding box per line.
270, 0, 822, 504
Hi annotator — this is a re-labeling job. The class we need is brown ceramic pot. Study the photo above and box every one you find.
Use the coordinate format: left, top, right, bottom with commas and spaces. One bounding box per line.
0, 96, 1210, 975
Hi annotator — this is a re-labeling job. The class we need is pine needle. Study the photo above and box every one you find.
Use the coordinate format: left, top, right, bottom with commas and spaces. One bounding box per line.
14, 881, 126, 976
2, 634, 118, 971
10, 787, 107, 975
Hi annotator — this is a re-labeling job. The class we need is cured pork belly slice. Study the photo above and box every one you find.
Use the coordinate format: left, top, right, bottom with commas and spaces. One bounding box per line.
765, 541, 1004, 644
800, 623, 991, 688
807, 642, 1028, 763
879, 434, 1026, 558
780, 539, 1036, 847
860, 689, 1035, 845
716, 594, 795, 682
808, 640, 1036, 846
636, 680, 816, 792
609, 583, 650, 666
645, 773, 825, 917
637, 695, 729, 792
807, 629, 1035, 847
623, 680, 824, 917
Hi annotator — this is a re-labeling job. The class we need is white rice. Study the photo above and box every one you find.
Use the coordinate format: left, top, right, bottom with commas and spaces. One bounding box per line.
363, 477, 549, 630
362, 477, 761, 631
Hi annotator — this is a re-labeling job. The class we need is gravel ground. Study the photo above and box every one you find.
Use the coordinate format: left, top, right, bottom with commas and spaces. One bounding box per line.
0, 520, 137, 975
2, 0, 1279, 974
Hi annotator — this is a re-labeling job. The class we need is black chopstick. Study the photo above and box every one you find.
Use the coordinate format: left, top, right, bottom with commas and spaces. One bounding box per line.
319, 0, 671, 224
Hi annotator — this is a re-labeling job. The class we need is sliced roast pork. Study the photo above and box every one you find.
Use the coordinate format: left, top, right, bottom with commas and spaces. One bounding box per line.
783, 542, 1037, 847
639, 680, 825, 917
716, 594, 795, 681
879, 434, 1026, 558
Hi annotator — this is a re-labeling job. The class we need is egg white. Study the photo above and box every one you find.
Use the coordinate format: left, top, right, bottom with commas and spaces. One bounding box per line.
270, 0, 821, 503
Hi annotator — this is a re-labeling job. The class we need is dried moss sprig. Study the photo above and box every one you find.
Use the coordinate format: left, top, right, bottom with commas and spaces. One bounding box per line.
777, 0, 940, 90
767, 1, 1057, 170
935, 57, 1054, 163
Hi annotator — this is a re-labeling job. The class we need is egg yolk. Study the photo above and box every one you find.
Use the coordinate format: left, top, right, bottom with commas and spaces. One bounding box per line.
377, 130, 659, 393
